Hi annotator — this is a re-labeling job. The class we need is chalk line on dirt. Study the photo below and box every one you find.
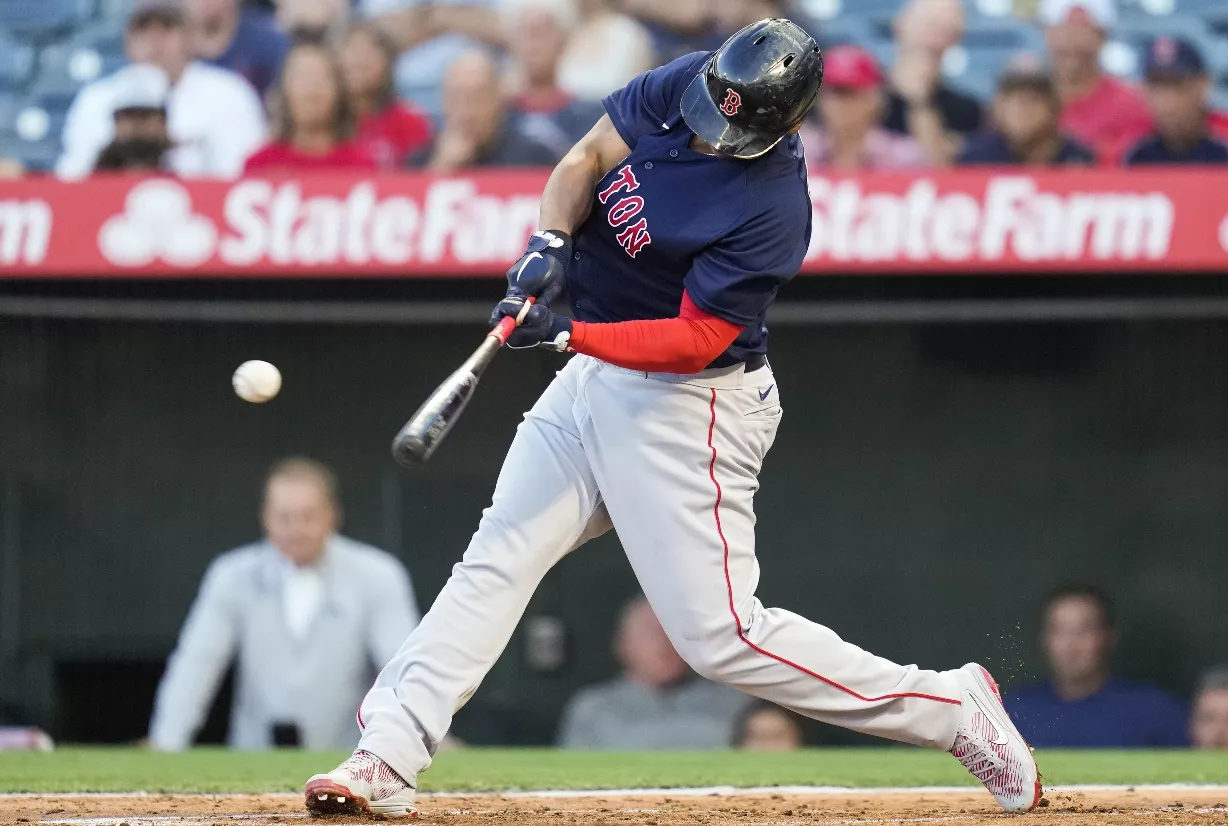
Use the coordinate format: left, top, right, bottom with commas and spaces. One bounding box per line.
5, 784, 1228, 801
34, 806, 1228, 826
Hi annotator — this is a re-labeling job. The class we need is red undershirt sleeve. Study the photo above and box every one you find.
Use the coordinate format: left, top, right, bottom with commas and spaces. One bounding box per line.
567, 291, 745, 374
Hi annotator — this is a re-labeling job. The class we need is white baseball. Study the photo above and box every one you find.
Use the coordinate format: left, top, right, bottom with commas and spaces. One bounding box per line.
232, 360, 282, 403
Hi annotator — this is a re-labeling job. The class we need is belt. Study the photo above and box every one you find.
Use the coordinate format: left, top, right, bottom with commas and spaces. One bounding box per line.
710, 352, 768, 372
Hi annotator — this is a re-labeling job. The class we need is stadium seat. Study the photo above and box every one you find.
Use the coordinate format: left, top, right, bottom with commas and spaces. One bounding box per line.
24, 74, 82, 116
961, 18, 1046, 53
39, 20, 126, 89
1121, 0, 1228, 20
0, 30, 36, 90
939, 22, 1045, 101
0, 94, 65, 170
0, 0, 94, 41
967, 0, 1015, 19
0, 132, 59, 170
97, 0, 131, 24
0, 91, 19, 123
813, 16, 879, 49
796, 0, 904, 24
942, 47, 1021, 100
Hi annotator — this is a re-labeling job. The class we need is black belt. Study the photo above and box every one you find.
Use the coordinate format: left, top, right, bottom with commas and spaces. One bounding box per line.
710, 352, 768, 372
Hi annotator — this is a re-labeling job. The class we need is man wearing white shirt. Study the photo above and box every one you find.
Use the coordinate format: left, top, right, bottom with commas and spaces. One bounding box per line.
148, 458, 419, 751
57, 0, 267, 179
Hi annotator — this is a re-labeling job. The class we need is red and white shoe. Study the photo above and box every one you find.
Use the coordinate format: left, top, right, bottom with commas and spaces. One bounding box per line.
950, 663, 1042, 813
305, 750, 417, 818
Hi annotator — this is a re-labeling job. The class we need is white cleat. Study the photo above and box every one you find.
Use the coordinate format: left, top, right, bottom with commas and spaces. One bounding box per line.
305, 750, 417, 818
950, 663, 1042, 813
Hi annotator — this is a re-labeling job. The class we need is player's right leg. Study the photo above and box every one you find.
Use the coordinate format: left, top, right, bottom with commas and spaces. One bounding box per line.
581, 361, 1039, 813
306, 357, 610, 818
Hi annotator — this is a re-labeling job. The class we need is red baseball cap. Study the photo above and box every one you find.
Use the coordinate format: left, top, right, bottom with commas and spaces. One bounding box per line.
822, 45, 882, 91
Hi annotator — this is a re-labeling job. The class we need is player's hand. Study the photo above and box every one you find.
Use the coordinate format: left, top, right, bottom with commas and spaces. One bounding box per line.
505, 230, 572, 306
491, 296, 573, 352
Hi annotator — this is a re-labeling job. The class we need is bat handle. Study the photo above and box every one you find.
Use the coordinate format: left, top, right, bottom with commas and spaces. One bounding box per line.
460, 296, 538, 377
489, 296, 536, 346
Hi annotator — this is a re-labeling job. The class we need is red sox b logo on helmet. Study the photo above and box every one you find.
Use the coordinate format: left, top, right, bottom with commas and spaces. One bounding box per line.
719, 89, 742, 117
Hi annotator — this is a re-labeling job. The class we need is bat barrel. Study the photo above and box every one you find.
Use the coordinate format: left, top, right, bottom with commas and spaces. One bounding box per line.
392, 423, 431, 466
391, 366, 482, 466
391, 297, 532, 465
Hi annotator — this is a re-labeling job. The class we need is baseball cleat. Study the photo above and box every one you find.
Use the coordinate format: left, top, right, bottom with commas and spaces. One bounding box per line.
305, 750, 417, 818
950, 663, 1042, 813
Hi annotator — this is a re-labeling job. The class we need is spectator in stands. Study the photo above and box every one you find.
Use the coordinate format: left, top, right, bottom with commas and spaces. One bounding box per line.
93, 64, 174, 173
407, 49, 557, 170
958, 55, 1094, 165
618, 0, 787, 62
366, 0, 495, 118
57, 0, 266, 180
557, 596, 748, 749
1123, 37, 1228, 166
275, 0, 348, 42
149, 458, 418, 751
1006, 584, 1188, 747
884, 0, 983, 166
342, 23, 433, 169
1191, 666, 1228, 749
185, 0, 288, 96
801, 46, 928, 171
556, 0, 655, 101
0, 159, 22, 179
732, 701, 805, 751
406, 0, 653, 108
504, 0, 605, 160
1039, 0, 1151, 159
708, 0, 792, 48
245, 41, 378, 172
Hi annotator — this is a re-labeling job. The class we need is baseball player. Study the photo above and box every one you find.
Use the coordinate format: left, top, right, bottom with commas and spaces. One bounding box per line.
305, 19, 1040, 816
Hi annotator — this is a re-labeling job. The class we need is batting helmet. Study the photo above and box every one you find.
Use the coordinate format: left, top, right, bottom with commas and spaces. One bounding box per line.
681, 18, 824, 160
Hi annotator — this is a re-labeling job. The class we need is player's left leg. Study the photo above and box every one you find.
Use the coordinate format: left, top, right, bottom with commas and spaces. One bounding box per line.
582, 361, 1039, 813
306, 358, 612, 817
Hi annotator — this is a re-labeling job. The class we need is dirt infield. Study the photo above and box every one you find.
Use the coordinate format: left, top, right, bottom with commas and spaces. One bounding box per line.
3, 788, 1228, 826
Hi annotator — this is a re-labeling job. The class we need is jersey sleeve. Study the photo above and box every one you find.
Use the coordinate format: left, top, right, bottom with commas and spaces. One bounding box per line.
683, 191, 812, 327
602, 51, 712, 150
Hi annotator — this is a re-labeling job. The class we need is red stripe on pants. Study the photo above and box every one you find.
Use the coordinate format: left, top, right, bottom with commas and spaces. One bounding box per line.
705, 388, 960, 707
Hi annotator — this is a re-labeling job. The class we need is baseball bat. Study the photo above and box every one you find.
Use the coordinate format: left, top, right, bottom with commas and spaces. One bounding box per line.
391, 298, 534, 466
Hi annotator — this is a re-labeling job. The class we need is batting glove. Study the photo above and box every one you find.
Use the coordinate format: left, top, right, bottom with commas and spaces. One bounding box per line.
504, 230, 572, 306
491, 297, 573, 352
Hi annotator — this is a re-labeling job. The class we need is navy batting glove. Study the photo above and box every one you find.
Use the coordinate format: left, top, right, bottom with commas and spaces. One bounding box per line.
491, 297, 573, 352
505, 230, 572, 307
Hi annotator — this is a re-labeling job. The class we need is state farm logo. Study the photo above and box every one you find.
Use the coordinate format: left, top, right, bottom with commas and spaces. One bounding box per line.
98, 180, 217, 267
806, 176, 1180, 264
94, 178, 542, 269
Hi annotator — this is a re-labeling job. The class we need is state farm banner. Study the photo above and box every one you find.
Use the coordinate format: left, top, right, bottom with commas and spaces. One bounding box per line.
1, 168, 1226, 276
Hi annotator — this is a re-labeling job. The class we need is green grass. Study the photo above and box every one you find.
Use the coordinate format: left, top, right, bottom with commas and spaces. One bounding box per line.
1, 748, 1227, 794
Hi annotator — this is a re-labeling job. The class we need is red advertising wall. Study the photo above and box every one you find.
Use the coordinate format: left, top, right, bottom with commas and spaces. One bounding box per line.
1, 168, 1226, 277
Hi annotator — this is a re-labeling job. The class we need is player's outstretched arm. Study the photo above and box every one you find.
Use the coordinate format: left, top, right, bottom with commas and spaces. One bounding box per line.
539, 115, 632, 235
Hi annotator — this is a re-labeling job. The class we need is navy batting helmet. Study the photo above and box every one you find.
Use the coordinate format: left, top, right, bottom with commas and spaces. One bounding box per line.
681, 18, 824, 160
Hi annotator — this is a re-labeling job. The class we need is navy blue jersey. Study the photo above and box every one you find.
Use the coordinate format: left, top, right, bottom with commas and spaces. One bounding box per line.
1123, 134, 1228, 165
957, 131, 1095, 166
566, 52, 813, 366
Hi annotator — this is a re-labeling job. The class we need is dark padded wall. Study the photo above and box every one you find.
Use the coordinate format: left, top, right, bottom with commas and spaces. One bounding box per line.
2, 318, 1226, 741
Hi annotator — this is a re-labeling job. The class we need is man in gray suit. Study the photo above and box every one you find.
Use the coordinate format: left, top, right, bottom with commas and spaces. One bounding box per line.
557, 596, 749, 749
148, 458, 418, 751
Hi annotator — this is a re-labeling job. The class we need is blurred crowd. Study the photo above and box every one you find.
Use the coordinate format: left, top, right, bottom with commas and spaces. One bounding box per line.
2, 0, 1227, 178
